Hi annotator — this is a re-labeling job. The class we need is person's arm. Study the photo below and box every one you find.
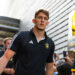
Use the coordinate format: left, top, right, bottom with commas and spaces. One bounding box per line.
55, 53, 60, 60
0, 49, 15, 74
45, 62, 54, 75
3, 68, 15, 75
53, 65, 57, 72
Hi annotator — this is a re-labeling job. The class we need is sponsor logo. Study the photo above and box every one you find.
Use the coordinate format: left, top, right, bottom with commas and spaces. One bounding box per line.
45, 43, 49, 49
29, 40, 33, 44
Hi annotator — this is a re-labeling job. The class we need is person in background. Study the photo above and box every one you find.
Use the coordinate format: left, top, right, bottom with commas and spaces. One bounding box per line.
64, 51, 75, 75
0, 38, 4, 51
0, 9, 55, 75
57, 51, 75, 75
0, 37, 15, 75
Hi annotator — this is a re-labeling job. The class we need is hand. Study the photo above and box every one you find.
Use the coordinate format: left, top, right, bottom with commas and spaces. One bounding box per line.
63, 56, 73, 66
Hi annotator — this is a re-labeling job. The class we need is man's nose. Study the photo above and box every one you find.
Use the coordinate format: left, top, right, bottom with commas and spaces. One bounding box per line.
41, 17, 45, 21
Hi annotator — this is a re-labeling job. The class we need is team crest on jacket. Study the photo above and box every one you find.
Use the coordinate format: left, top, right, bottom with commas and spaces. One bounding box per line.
45, 43, 49, 49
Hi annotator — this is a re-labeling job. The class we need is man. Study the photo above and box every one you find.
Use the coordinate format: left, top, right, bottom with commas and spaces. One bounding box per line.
0, 37, 15, 75
0, 9, 55, 75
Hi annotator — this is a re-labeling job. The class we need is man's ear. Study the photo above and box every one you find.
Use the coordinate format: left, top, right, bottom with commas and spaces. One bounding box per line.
32, 19, 36, 24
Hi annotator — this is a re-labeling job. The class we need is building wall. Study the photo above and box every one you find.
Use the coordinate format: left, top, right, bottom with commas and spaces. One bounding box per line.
0, 16, 20, 38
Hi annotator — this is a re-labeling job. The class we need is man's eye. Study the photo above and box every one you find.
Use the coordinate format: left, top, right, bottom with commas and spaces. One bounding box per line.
44, 17, 48, 20
38, 16, 42, 19
37, 16, 48, 20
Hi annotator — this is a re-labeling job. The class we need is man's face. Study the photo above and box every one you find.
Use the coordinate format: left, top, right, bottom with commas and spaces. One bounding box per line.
34, 12, 49, 31
5, 39, 11, 49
